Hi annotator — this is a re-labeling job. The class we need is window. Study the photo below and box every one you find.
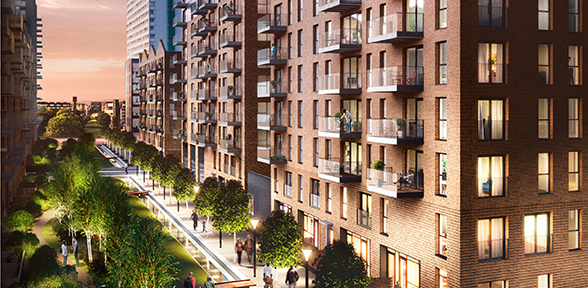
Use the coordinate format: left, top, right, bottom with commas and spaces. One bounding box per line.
298, 136, 303, 163
570, 0, 579, 32
313, 100, 318, 127
298, 100, 303, 128
358, 193, 371, 228
288, 33, 292, 59
297, 0, 302, 22
326, 183, 331, 213
478, 155, 505, 197
478, 0, 504, 27
288, 67, 293, 93
310, 179, 320, 208
288, 0, 292, 24
569, 45, 579, 85
538, 0, 550, 30
285, 172, 292, 198
439, 98, 447, 140
407, 149, 424, 190
569, 209, 581, 250
313, 63, 319, 92
303, 212, 319, 247
288, 134, 292, 160
478, 99, 504, 140
341, 187, 348, 219
438, 214, 448, 257
313, 25, 318, 54
438, 269, 448, 288
538, 153, 550, 194
478, 42, 504, 83
438, 42, 447, 84
477, 281, 507, 288
298, 30, 303, 57
538, 98, 550, 139
538, 274, 552, 288
524, 213, 550, 254
438, 153, 447, 196
299, 174, 303, 202
342, 56, 362, 89
313, 138, 318, 167
569, 98, 580, 138
538, 44, 550, 85
381, 198, 388, 234
298, 65, 303, 92
569, 151, 580, 191
438, 0, 447, 29
478, 217, 505, 259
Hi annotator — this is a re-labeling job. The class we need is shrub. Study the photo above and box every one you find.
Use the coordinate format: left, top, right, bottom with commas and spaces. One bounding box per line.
22, 245, 77, 287
7, 247, 23, 263
30, 189, 50, 212
22, 201, 42, 218
3, 210, 34, 232
3, 231, 26, 246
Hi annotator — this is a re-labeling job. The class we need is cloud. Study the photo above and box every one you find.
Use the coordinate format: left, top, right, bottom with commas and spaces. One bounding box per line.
43, 58, 124, 74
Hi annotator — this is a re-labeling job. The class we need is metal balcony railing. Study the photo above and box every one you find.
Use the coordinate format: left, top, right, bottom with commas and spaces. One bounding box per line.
318, 28, 362, 49
257, 146, 286, 162
219, 112, 241, 123
257, 13, 285, 31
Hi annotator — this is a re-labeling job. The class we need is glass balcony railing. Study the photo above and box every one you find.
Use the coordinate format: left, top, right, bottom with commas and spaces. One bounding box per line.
257, 47, 286, 65
257, 146, 286, 164
219, 0, 241, 21
257, 13, 286, 33
368, 12, 424, 43
219, 138, 241, 151
318, 73, 362, 93
367, 66, 424, 89
218, 112, 241, 124
318, 28, 362, 51
318, 116, 361, 136
366, 167, 424, 198
318, 157, 361, 182
257, 78, 285, 97
257, 113, 287, 128
219, 59, 241, 72
366, 119, 424, 144
283, 184, 293, 198
220, 85, 241, 98
220, 30, 241, 46
173, 129, 187, 139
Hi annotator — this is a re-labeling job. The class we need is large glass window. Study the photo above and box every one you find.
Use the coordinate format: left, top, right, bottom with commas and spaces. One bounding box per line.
478, 218, 505, 260
439, 98, 447, 140
538, 0, 550, 30
569, 151, 580, 192
311, 179, 320, 208
538, 98, 550, 139
346, 231, 370, 268
569, 45, 579, 85
438, 0, 447, 29
406, 0, 424, 32
406, 47, 424, 85
524, 213, 550, 254
342, 13, 362, 44
538, 153, 550, 194
569, 0, 579, 32
298, 29, 303, 57
438, 214, 448, 257
538, 44, 550, 85
303, 212, 319, 247
381, 198, 388, 234
477, 281, 507, 288
478, 156, 505, 197
406, 149, 424, 190
438, 153, 447, 196
569, 209, 580, 250
438, 269, 448, 288
569, 98, 579, 138
478, 42, 504, 83
342, 56, 362, 89
478, 100, 504, 140
358, 193, 371, 228
438, 42, 447, 84
538, 274, 552, 288
478, 0, 504, 27
341, 187, 348, 219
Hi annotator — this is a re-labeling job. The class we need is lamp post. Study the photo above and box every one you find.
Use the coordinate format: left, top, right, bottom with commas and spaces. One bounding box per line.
251, 219, 259, 278
302, 249, 312, 288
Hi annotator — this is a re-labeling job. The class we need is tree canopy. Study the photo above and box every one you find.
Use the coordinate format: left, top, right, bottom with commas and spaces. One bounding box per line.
96, 111, 111, 127
211, 179, 251, 234
258, 210, 302, 269
44, 109, 83, 138
312, 240, 371, 288
194, 177, 220, 218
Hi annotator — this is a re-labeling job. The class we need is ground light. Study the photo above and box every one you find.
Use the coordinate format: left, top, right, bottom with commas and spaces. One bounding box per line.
251, 219, 259, 278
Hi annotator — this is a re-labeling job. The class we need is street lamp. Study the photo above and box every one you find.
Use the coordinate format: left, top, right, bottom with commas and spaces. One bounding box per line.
251, 219, 259, 278
302, 249, 312, 288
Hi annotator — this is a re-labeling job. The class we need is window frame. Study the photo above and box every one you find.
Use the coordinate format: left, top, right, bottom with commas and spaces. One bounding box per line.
538, 98, 550, 139
524, 213, 551, 255
313, 137, 319, 167
569, 209, 581, 250
298, 135, 303, 164
569, 0, 580, 32
298, 29, 303, 57
538, 0, 550, 30
438, 0, 447, 29
477, 155, 507, 198
438, 98, 447, 140
381, 198, 388, 235
438, 214, 448, 258
438, 41, 447, 84
477, 217, 506, 260
538, 43, 550, 85
568, 98, 580, 138
569, 151, 580, 192
341, 187, 348, 219
538, 152, 551, 194
478, 0, 505, 27
478, 99, 505, 141
310, 178, 320, 209
478, 41, 505, 84
298, 65, 303, 92
438, 153, 447, 196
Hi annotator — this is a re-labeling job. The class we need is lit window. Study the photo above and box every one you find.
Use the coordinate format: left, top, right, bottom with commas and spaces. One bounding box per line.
537, 274, 552, 288
477, 155, 505, 197
478, 42, 504, 83
569, 151, 580, 192
524, 213, 550, 254
478, 218, 505, 259
538, 153, 550, 194
569, 209, 580, 250
439, 214, 448, 257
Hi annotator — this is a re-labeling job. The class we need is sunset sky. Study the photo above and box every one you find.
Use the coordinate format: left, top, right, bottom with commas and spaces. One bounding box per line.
37, 0, 126, 103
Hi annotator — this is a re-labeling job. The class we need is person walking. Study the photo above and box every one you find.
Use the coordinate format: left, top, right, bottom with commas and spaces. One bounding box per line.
191, 211, 199, 230
204, 276, 215, 288
59, 240, 68, 267
245, 234, 254, 263
394, 281, 403, 288
125, 166, 128, 174
263, 263, 274, 288
202, 220, 207, 233
72, 237, 79, 267
235, 238, 244, 265
285, 266, 299, 288
184, 272, 196, 288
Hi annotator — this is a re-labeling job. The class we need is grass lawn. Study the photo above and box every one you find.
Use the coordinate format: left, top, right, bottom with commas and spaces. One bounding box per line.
85, 120, 101, 128
92, 148, 113, 169
85, 120, 103, 138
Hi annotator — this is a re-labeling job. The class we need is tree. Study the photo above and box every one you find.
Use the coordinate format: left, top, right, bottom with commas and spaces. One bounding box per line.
194, 177, 219, 219
258, 210, 302, 272
44, 110, 83, 138
172, 168, 195, 212
211, 180, 251, 248
96, 111, 111, 127
313, 240, 371, 288
37, 106, 58, 135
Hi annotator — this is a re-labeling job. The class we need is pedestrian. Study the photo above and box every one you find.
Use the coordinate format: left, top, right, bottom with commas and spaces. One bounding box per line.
342, 108, 352, 132
58, 240, 68, 267
202, 220, 207, 233
204, 276, 215, 288
245, 234, 253, 263
271, 43, 276, 60
235, 238, 244, 265
394, 281, 403, 288
285, 266, 299, 288
263, 263, 274, 288
569, 56, 575, 85
191, 211, 199, 230
264, 275, 274, 288
72, 237, 79, 267
184, 271, 196, 288
125, 166, 128, 174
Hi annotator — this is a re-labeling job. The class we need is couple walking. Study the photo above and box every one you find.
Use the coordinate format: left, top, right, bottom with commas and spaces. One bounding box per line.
234, 235, 254, 265
58, 238, 79, 267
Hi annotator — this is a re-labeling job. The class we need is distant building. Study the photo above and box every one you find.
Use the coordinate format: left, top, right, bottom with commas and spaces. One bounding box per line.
89, 102, 102, 113
37, 101, 71, 110
125, 58, 141, 132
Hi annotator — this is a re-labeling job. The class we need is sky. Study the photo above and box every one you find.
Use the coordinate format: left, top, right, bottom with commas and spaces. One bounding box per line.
37, 0, 126, 103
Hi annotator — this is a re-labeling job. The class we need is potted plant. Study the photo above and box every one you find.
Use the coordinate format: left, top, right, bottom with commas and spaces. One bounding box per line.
270, 80, 278, 93
227, 85, 234, 96
441, 159, 447, 180
395, 118, 407, 139
205, 111, 211, 120
203, 17, 209, 26
271, 154, 286, 161
177, 129, 183, 137
371, 159, 385, 187
157, 62, 162, 69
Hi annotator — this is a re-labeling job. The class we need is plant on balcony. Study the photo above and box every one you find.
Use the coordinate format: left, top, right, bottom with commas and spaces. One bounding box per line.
270, 80, 278, 93
205, 111, 211, 120
195, 131, 201, 135
271, 154, 286, 161
442, 159, 447, 180
395, 118, 407, 139
371, 159, 385, 187
334, 112, 343, 124
227, 85, 234, 96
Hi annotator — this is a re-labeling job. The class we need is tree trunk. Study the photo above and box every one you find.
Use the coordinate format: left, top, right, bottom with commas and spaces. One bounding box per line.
186, 202, 189, 214
177, 200, 180, 212
87, 234, 93, 262
219, 230, 222, 248
152, 179, 154, 190
143, 170, 145, 182
163, 185, 166, 200
233, 233, 237, 261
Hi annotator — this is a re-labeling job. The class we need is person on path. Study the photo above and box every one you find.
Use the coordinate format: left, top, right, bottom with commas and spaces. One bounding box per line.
184, 272, 196, 288
125, 166, 128, 174
59, 240, 68, 267
235, 238, 244, 265
202, 220, 207, 233
263, 263, 274, 288
191, 211, 199, 230
285, 266, 299, 288
394, 281, 403, 288
72, 237, 79, 267
245, 234, 254, 263
204, 276, 215, 288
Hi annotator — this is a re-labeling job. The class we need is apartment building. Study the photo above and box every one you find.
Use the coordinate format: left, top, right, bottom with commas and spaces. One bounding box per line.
125, 58, 141, 132
38, 101, 72, 110
1, 0, 43, 215
136, 41, 184, 158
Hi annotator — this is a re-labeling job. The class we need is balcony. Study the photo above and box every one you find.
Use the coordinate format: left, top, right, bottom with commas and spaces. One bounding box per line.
172, 35, 186, 46
196, 42, 217, 57
172, 0, 188, 9
220, 86, 242, 99
310, 194, 320, 209
219, 59, 242, 73
367, 13, 424, 43
257, 147, 287, 164
357, 209, 371, 228
318, 73, 362, 95
172, 54, 187, 65
258, 79, 287, 98
171, 91, 187, 101
257, 47, 287, 66
257, 14, 286, 34
173, 16, 187, 27
197, 18, 217, 35
366, 119, 424, 145
318, 157, 362, 183
367, 168, 424, 198
193, 134, 217, 147
318, 28, 362, 54
193, 111, 216, 123
197, 65, 217, 79
367, 66, 423, 92
283, 184, 293, 198
219, 0, 241, 22
171, 73, 187, 84
173, 130, 187, 140
318, 117, 361, 138
191, 0, 217, 15
257, 114, 287, 130
171, 110, 187, 120
218, 112, 242, 126
219, 138, 241, 153
318, 0, 361, 13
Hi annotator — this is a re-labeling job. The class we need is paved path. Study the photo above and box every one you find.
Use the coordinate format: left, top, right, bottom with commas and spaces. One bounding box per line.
33, 210, 93, 287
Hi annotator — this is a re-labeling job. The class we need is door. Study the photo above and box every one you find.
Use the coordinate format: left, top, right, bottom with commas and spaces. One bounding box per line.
406, 99, 423, 137
197, 147, 204, 182
406, 47, 423, 85
406, 0, 424, 32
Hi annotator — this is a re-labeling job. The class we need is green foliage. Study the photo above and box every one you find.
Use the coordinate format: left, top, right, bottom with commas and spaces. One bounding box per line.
3, 210, 34, 232
37, 107, 59, 135
395, 117, 407, 127
153, 155, 181, 188
173, 168, 196, 203
194, 177, 220, 217
44, 109, 84, 138
258, 210, 303, 269
23, 245, 78, 287
371, 159, 385, 170
313, 240, 371, 288
211, 180, 251, 234
79, 131, 96, 149
96, 111, 111, 127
